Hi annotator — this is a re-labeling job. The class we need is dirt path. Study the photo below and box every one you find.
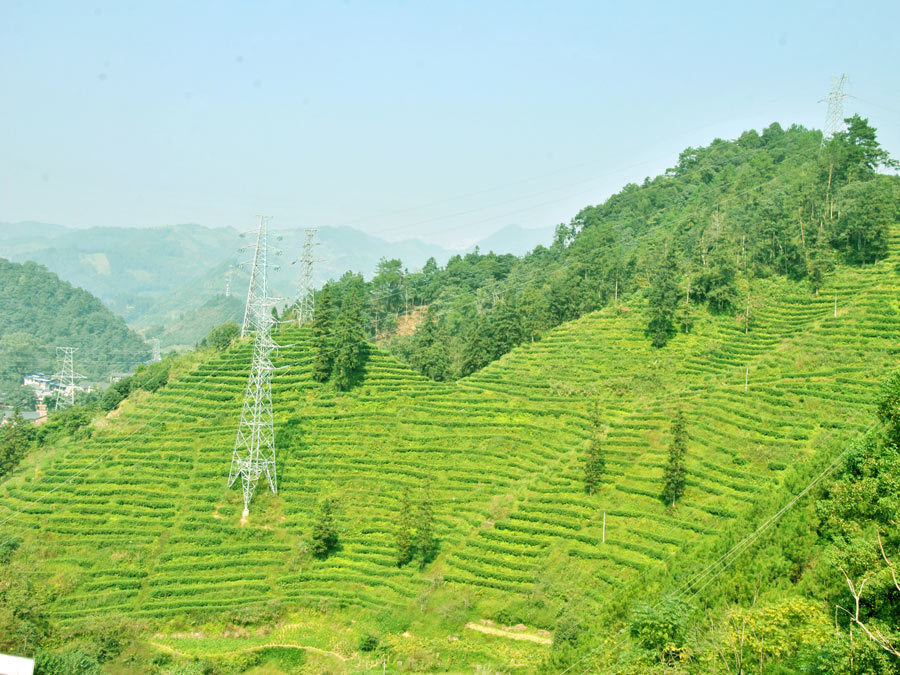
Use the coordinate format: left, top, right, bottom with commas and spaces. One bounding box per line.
464, 622, 552, 645
150, 640, 348, 662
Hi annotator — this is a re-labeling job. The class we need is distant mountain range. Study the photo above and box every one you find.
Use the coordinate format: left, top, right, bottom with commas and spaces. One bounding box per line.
0, 221, 553, 348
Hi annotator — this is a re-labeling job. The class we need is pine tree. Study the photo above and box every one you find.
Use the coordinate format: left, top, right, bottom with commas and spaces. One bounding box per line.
806, 225, 834, 295
661, 410, 687, 507
583, 402, 605, 494
332, 286, 366, 391
647, 245, 680, 348
310, 498, 339, 558
415, 479, 438, 567
395, 487, 414, 567
312, 285, 335, 383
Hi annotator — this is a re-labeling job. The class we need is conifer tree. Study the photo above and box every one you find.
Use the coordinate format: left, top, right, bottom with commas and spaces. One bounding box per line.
583, 402, 605, 495
806, 225, 834, 295
661, 410, 687, 507
395, 487, 414, 567
312, 285, 335, 383
310, 498, 339, 559
332, 286, 366, 391
415, 479, 438, 567
647, 246, 680, 348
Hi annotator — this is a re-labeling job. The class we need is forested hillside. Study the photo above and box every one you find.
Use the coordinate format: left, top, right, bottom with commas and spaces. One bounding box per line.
0, 120, 897, 673
306, 118, 898, 382
0, 125, 900, 673
0, 259, 150, 406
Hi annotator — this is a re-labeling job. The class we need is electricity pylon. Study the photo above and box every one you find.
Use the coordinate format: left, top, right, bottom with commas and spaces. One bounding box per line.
293, 228, 319, 326
820, 74, 851, 139
240, 215, 273, 338
225, 266, 233, 298
228, 297, 280, 517
149, 338, 161, 363
52, 347, 84, 409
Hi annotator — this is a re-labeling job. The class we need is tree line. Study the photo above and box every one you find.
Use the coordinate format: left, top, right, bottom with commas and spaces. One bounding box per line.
293, 117, 898, 379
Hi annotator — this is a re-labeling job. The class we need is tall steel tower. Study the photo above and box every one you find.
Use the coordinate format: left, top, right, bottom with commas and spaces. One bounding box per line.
293, 228, 319, 326
821, 74, 851, 139
240, 215, 271, 338
52, 347, 84, 409
228, 297, 279, 517
149, 338, 161, 363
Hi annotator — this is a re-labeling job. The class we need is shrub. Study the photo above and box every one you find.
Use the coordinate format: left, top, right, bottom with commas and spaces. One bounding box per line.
629, 595, 691, 657
358, 633, 379, 652
310, 498, 339, 559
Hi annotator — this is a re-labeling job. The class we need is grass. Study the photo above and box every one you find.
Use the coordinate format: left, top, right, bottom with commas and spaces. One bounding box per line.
1, 226, 898, 671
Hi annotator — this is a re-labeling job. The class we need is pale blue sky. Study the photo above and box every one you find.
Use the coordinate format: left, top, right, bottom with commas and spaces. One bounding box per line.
1, 1, 897, 247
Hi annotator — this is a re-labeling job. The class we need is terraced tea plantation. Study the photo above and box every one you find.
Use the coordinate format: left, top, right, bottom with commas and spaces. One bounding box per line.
1, 228, 898, 670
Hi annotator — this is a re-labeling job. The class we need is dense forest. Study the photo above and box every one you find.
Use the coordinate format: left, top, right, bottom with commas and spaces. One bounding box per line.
0, 259, 150, 407
296, 117, 898, 384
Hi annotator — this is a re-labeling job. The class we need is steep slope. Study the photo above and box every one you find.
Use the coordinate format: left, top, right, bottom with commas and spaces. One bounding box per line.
0, 229, 897, 670
0, 258, 150, 386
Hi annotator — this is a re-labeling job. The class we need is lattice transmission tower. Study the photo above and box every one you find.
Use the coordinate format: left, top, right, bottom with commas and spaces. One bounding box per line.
52, 347, 84, 409
228, 296, 280, 517
240, 215, 277, 338
820, 74, 851, 139
293, 228, 320, 326
149, 338, 161, 363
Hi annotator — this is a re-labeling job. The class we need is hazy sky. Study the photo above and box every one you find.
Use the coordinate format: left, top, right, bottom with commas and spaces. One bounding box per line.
2, 1, 898, 247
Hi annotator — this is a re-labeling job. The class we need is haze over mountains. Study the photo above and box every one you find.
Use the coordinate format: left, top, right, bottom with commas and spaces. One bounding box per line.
0, 220, 554, 347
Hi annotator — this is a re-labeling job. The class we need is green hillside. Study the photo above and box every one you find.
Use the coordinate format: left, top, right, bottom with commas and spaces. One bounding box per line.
0, 259, 150, 406
1, 224, 897, 671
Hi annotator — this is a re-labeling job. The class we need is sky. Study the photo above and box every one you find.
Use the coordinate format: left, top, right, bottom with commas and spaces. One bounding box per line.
1, 1, 898, 248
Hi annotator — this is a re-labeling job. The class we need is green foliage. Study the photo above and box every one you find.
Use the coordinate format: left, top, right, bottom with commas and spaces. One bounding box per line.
358, 633, 379, 652
312, 284, 336, 382
0, 411, 34, 480
396, 487, 414, 567
0, 258, 149, 381
100, 359, 172, 412
34, 650, 100, 675
647, 246, 680, 347
661, 410, 687, 507
583, 403, 605, 495
310, 497, 339, 559
332, 280, 367, 391
553, 611, 585, 647
629, 595, 691, 659
199, 321, 240, 352
229, 600, 283, 626
416, 479, 439, 567
695, 246, 739, 313
831, 177, 894, 265
876, 370, 900, 444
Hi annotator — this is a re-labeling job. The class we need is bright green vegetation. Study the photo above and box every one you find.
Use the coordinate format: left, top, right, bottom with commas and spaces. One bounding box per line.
324, 118, 899, 380
0, 258, 150, 407
0, 218, 898, 671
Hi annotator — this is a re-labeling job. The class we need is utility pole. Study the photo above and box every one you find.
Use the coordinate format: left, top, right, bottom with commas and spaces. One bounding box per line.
52, 347, 84, 409
240, 216, 279, 338
149, 338, 161, 363
820, 74, 851, 140
293, 228, 319, 326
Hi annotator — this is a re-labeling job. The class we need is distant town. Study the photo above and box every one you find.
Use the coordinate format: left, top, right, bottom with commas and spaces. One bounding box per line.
0, 372, 92, 426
